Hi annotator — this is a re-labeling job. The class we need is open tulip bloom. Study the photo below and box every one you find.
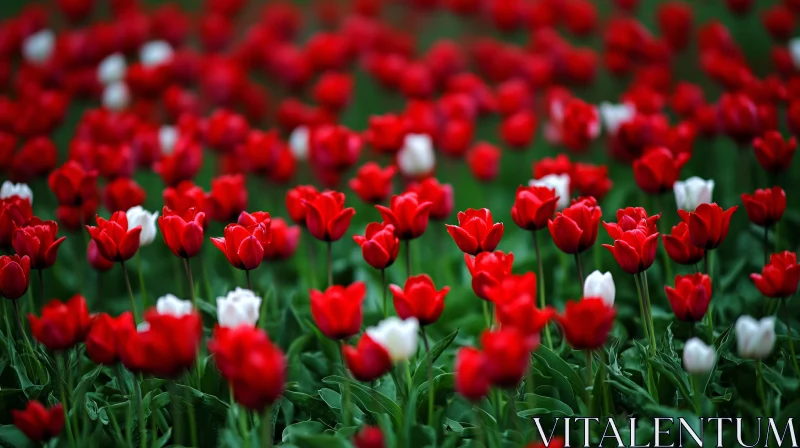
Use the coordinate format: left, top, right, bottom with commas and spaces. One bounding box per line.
5, 2, 800, 447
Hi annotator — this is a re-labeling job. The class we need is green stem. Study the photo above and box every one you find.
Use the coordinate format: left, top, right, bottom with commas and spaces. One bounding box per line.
381, 269, 388, 318
601, 351, 612, 416
763, 226, 770, 266
703, 250, 710, 276
533, 231, 552, 349
186, 386, 197, 448
134, 374, 146, 448
422, 326, 435, 427
136, 252, 148, 311
756, 360, 768, 415
238, 405, 250, 448
405, 362, 413, 398
482, 300, 491, 329
12, 299, 34, 354
574, 252, 584, 287
493, 389, 504, 429
327, 241, 333, 288
58, 353, 76, 447
640, 273, 658, 351
405, 239, 411, 278
633, 275, 652, 349
525, 368, 536, 409
691, 374, 702, 415
262, 405, 273, 448
183, 258, 195, 308
245, 269, 252, 291
121, 261, 140, 323
781, 298, 800, 377
338, 340, 351, 427
585, 350, 593, 411
200, 253, 214, 301
474, 406, 487, 448
35, 268, 43, 311
170, 381, 183, 446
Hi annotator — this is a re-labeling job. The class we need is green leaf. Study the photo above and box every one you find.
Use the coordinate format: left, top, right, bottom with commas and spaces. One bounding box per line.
533, 345, 585, 397
70, 364, 102, 417
516, 395, 574, 417
283, 390, 338, 423
289, 433, 350, 448
412, 329, 459, 387
281, 421, 327, 442
0, 425, 36, 448
169, 384, 230, 444
415, 373, 455, 417
323, 375, 403, 428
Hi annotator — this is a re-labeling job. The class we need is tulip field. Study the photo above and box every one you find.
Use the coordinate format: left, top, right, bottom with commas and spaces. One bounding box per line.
2, 0, 800, 447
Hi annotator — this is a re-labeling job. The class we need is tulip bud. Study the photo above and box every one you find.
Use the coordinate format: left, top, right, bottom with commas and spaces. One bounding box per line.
529, 174, 570, 210
103, 82, 130, 112
289, 126, 310, 161
217, 288, 262, 329
98, 53, 127, 86
140, 40, 174, 67
599, 102, 635, 135
156, 294, 193, 317
126, 206, 159, 246
159, 125, 178, 155
674, 176, 714, 211
397, 134, 435, 178
0, 181, 33, 204
22, 29, 55, 65
583, 271, 615, 306
366, 317, 419, 362
735, 316, 776, 360
682, 337, 716, 374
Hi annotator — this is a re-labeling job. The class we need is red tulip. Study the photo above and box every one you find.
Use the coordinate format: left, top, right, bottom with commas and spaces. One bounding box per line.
376, 192, 432, 240
349, 162, 396, 204
207, 174, 247, 223
661, 222, 705, 266
102, 177, 146, 213
303, 191, 356, 242
211, 222, 270, 270
603, 207, 660, 240
85, 312, 136, 365
488, 272, 554, 332
762, 5, 796, 41
28, 295, 92, 351
500, 110, 537, 149
406, 178, 453, 221
286, 185, 320, 226
208, 326, 286, 410
665, 273, 712, 322
454, 346, 490, 401
511, 185, 559, 231
119, 309, 202, 378
633, 147, 691, 195
556, 298, 616, 350
158, 207, 205, 259
440, 119, 475, 158
657, 2, 693, 51
12, 401, 64, 443
547, 199, 602, 254
204, 109, 249, 153
263, 218, 301, 261
751, 251, 800, 298
465, 251, 514, 300
0, 254, 30, 300
11, 218, 66, 270
310, 125, 362, 172
753, 131, 796, 174
311, 282, 366, 339
560, 98, 600, 153
390, 275, 449, 326
353, 426, 385, 448
446, 208, 504, 255
741, 186, 786, 228
466, 142, 501, 182
85, 212, 142, 263
482, 328, 532, 388
0, 196, 33, 249
603, 228, 660, 275
353, 222, 400, 270
670, 82, 705, 119
342, 333, 392, 382
677, 203, 738, 250
533, 154, 572, 179
571, 163, 613, 200
153, 138, 203, 187
313, 72, 353, 112
717, 93, 760, 145
87, 240, 114, 272
163, 181, 208, 222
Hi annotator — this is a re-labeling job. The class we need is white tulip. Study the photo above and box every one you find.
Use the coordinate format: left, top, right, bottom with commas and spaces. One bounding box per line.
156, 294, 193, 317
217, 288, 262, 329
102, 82, 130, 112
97, 53, 127, 86
599, 102, 636, 135
682, 338, 716, 374
159, 125, 178, 155
22, 29, 54, 65
366, 317, 420, 363
790, 38, 800, 70
140, 40, 174, 67
0, 181, 33, 203
673, 177, 714, 211
126, 206, 159, 246
529, 174, 570, 210
289, 126, 309, 160
397, 133, 435, 178
736, 316, 776, 360
583, 271, 615, 306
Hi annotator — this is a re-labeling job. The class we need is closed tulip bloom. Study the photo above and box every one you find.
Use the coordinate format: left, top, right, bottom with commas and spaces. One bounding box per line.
206, 175, 247, 223
530, 174, 570, 210
603, 207, 660, 239
465, 251, 514, 300
366, 317, 419, 362
85, 312, 136, 364
753, 131, 796, 173
751, 251, 800, 298
741, 186, 786, 228
12, 218, 66, 270
500, 110, 537, 149
155, 294, 193, 317
0, 181, 33, 203
28, 295, 92, 351
119, 309, 202, 378
217, 288, 262, 328
163, 181, 208, 225
633, 147, 691, 195
683, 338, 716, 375
548, 199, 602, 254
103, 178, 146, 213
263, 218, 300, 260
406, 178, 454, 221
87, 241, 114, 272
211, 223, 270, 270
482, 328, 532, 388
285, 185, 320, 226
390, 275, 449, 326
489, 273, 555, 339
353, 222, 400, 270
397, 133, 435, 178
583, 271, 615, 306
158, 207, 205, 259
303, 191, 356, 242
467, 142, 501, 182
126, 206, 159, 246
342, 333, 392, 382
311, 282, 365, 339
571, 163, 613, 201
511, 185, 559, 231
86, 211, 143, 263
349, 162, 397, 204
556, 298, 616, 350
455, 347, 490, 400
662, 222, 705, 265
353, 426, 385, 448
0, 255, 31, 300
674, 177, 714, 211
446, 208, 504, 255
310, 125, 362, 172
1, 196, 33, 249
665, 273, 712, 322
376, 193, 433, 240
735, 316, 776, 360
603, 229, 660, 275
677, 203, 738, 250
12, 401, 64, 443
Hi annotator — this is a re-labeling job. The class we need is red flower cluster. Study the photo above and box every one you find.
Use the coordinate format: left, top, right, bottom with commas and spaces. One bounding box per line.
120, 308, 202, 378
28, 295, 92, 351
